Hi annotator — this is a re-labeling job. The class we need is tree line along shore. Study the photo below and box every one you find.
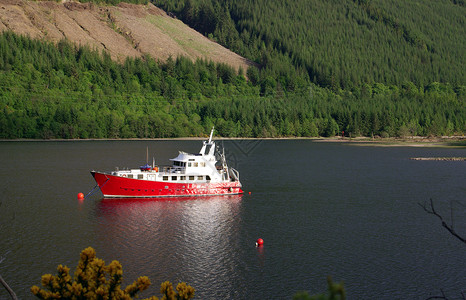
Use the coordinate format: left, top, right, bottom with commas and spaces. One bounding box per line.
1, 0, 465, 139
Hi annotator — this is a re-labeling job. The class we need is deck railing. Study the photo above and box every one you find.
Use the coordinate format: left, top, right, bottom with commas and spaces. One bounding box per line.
160, 166, 186, 174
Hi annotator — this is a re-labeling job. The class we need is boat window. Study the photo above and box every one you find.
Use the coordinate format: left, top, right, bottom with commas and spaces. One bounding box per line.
163, 176, 168, 181
174, 161, 186, 167
198, 176, 203, 180
189, 176, 195, 180
189, 159, 195, 161
180, 176, 186, 180
194, 162, 198, 167
200, 162, 205, 167
171, 176, 177, 181
188, 162, 192, 167
138, 174, 143, 179
128, 174, 133, 179
206, 175, 211, 181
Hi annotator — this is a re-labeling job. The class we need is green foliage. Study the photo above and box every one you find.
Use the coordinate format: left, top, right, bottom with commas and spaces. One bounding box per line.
293, 277, 345, 300
154, 0, 465, 90
30, 247, 195, 300
0, 31, 464, 139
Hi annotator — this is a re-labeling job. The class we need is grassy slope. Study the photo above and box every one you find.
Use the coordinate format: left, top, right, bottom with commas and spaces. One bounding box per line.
0, 0, 252, 71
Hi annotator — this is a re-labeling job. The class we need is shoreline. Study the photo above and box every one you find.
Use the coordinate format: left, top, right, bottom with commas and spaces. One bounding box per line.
0, 136, 465, 147
314, 136, 466, 148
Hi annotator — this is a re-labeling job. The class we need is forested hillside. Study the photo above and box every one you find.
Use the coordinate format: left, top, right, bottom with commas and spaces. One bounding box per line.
0, 32, 463, 139
0, 0, 465, 139
155, 0, 465, 90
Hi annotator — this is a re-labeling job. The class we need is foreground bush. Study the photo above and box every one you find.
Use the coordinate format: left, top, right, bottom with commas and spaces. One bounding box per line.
31, 247, 194, 300
293, 276, 345, 300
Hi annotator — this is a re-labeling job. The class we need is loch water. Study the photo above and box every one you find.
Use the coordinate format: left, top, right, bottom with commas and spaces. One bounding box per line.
0, 140, 465, 299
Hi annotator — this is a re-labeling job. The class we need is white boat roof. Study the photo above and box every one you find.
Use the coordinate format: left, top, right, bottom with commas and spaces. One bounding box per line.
170, 128, 217, 162
170, 151, 201, 162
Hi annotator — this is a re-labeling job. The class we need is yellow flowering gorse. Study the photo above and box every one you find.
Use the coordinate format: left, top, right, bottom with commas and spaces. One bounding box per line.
31, 247, 194, 300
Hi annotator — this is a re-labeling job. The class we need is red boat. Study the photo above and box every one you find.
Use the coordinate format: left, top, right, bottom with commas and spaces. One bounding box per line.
91, 128, 243, 198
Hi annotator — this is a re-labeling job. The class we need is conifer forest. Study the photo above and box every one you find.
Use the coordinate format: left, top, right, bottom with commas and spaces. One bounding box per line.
0, 0, 464, 138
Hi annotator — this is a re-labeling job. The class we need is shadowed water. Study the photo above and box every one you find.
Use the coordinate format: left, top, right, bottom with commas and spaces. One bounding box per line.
0, 140, 465, 299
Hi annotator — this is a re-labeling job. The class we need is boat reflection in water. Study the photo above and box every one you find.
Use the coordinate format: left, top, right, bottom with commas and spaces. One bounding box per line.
95, 194, 245, 298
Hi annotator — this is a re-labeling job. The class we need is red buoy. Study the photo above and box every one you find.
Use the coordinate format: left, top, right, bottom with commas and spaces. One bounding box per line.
77, 193, 85, 200
256, 238, 264, 247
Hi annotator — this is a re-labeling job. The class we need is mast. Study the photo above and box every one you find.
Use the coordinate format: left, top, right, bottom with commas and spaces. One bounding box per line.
208, 127, 214, 143
200, 127, 216, 156
221, 144, 229, 181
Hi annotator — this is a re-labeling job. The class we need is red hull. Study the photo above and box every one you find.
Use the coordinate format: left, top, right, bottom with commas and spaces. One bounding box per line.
91, 171, 243, 198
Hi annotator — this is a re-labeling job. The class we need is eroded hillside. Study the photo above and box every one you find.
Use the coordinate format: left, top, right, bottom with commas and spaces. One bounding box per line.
0, 0, 253, 71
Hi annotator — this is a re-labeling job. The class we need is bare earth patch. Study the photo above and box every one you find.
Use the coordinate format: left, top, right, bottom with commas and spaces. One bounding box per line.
0, 0, 255, 71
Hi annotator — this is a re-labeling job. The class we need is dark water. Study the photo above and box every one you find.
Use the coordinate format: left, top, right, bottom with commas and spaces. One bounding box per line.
0, 140, 465, 299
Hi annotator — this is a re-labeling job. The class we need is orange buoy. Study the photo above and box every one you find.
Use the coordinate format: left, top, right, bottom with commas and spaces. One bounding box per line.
256, 238, 264, 247
248, 191, 251, 195
77, 193, 85, 200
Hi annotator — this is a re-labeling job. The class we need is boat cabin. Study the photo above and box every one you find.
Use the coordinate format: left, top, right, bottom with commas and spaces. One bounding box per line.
111, 130, 238, 184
